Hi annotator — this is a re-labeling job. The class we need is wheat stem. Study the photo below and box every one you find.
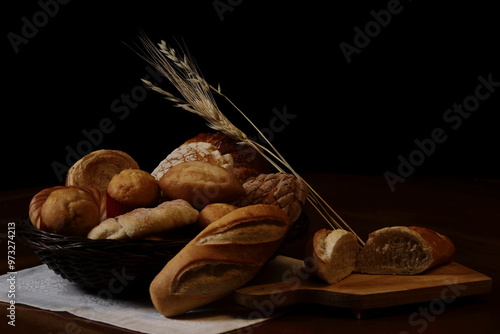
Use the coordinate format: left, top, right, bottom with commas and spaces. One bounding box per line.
137, 35, 364, 247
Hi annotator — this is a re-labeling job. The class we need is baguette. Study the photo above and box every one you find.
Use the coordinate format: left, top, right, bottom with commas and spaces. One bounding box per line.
149, 204, 290, 317
88, 199, 199, 240
355, 226, 455, 275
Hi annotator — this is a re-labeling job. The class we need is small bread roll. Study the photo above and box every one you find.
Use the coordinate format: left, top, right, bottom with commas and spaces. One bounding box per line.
197, 203, 238, 229
159, 161, 245, 209
66, 149, 139, 191
309, 229, 360, 284
40, 187, 102, 237
29, 185, 67, 230
29, 186, 106, 232
106, 169, 161, 217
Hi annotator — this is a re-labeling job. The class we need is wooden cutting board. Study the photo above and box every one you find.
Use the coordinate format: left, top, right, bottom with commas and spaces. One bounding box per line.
234, 256, 492, 318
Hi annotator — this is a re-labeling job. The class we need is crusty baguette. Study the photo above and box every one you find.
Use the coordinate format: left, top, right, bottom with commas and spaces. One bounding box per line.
355, 226, 455, 275
149, 204, 290, 317
310, 229, 360, 284
88, 199, 199, 240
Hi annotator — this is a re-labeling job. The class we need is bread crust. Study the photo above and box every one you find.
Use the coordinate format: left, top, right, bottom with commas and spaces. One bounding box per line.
151, 141, 234, 181
197, 203, 238, 229
184, 132, 273, 182
88, 199, 199, 240
107, 169, 160, 206
149, 204, 289, 317
159, 161, 245, 209
29, 186, 106, 233
310, 229, 359, 284
355, 226, 455, 275
38, 187, 104, 236
234, 172, 308, 222
66, 149, 139, 191
106, 169, 161, 218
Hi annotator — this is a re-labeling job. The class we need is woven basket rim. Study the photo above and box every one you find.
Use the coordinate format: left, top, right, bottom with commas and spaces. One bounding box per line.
16, 218, 194, 250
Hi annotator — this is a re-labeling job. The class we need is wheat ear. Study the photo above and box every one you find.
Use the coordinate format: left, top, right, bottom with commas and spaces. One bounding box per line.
137, 35, 364, 247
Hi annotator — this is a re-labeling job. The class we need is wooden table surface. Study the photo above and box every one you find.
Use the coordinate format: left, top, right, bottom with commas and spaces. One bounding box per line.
1, 173, 499, 334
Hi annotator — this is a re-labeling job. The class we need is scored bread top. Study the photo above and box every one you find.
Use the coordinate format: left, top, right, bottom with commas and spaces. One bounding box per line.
149, 204, 290, 316
151, 142, 233, 181
66, 149, 139, 191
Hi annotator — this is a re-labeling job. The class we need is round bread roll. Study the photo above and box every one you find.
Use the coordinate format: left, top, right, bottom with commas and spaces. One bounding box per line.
106, 169, 161, 217
197, 203, 238, 229
66, 149, 139, 191
29, 186, 67, 230
159, 161, 245, 209
184, 132, 273, 182
29, 186, 106, 231
39, 187, 103, 236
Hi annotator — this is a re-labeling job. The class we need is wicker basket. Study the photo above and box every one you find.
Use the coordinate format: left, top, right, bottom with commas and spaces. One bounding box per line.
17, 214, 308, 291
16, 219, 193, 291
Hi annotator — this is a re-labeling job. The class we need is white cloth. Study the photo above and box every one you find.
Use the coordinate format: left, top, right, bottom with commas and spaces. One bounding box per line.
0, 258, 297, 334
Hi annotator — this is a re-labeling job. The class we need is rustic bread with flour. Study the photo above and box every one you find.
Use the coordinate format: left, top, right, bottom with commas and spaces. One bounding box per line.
149, 204, 290, 317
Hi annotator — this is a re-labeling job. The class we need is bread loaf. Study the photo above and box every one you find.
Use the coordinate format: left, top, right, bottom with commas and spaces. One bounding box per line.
149, 204, 290, 317
159, 161, 245, 209
66, 149, 139, 191
151, 141, 233, 181
355, 226, 455, 275
233, 172, 308, 222
309, 229, 359, 284
88, 199, 199, 240
184, 132, 273, 182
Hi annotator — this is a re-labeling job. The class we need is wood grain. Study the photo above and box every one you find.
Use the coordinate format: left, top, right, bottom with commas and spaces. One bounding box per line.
234, 261, 492, 315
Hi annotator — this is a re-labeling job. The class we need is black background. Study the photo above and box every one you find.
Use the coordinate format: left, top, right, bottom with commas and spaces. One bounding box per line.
3, 0, 499, 191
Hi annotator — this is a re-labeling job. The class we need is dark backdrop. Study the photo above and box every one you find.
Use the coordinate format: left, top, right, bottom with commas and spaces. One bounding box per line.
3, 0, 499, 191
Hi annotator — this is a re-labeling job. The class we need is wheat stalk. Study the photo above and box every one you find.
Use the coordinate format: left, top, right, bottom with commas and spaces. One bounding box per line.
137, 35, 364, 247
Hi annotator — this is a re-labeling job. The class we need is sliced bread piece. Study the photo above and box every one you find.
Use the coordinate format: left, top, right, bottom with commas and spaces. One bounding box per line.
309, 229, 360, 284
355, 226, 455, 275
